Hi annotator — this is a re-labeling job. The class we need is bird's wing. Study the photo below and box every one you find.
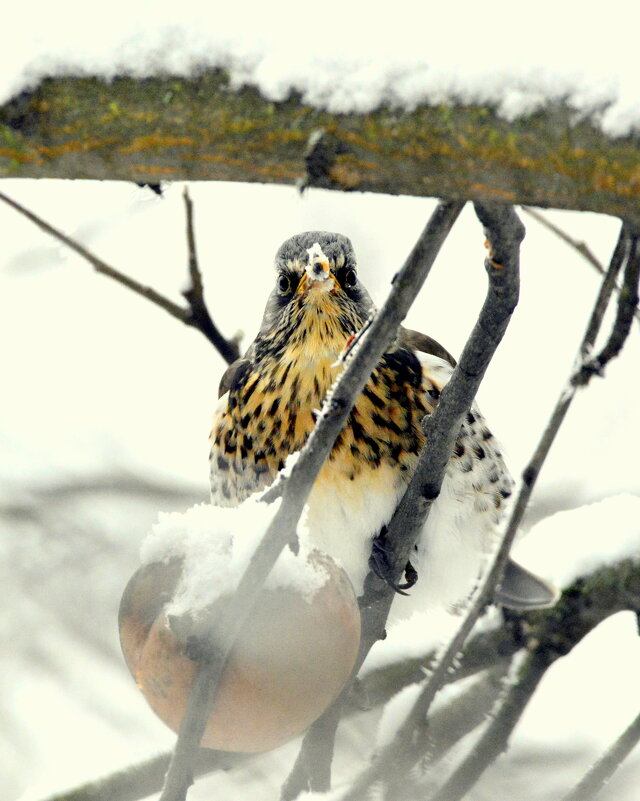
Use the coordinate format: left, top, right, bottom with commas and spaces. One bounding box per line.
218, 357, 253, 398
399, 327, 457, 368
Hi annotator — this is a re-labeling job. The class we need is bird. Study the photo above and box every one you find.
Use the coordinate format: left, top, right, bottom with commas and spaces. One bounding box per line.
209, 231, 556, 617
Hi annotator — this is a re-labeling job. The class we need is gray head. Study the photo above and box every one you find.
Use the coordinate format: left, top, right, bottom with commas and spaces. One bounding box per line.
254, 231, 375, 361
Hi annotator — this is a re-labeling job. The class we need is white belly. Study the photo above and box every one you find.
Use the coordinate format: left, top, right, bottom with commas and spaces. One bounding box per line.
303, 459, 500, 622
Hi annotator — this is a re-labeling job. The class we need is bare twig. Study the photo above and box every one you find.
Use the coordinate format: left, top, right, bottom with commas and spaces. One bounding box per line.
429, 651, 550, 801
181, 188, 240, 363
522, 206, 640, 328
561, 709, 640, 801
0, 189, 240, 363
159, 200, 465, 801
283, 202, 524, 801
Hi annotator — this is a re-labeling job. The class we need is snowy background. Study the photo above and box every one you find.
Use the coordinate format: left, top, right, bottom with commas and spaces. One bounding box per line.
2, 179, 639, 800
2, 0, 640, 797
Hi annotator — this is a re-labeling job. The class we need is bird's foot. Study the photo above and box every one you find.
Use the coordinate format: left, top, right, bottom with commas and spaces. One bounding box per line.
369, 532, 418, 596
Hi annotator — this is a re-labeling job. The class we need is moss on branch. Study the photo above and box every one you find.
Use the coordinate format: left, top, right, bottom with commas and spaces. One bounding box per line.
2, 71, 640, 222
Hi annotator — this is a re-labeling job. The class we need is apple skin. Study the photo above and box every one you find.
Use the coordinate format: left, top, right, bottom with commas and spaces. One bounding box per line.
118, 552, 361, 752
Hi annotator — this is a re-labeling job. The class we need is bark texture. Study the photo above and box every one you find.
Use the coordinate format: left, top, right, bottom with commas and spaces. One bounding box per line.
2, 71, 640, 223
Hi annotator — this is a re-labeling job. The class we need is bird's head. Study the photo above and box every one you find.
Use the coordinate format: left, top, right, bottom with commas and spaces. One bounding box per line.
255, 232, 374, 364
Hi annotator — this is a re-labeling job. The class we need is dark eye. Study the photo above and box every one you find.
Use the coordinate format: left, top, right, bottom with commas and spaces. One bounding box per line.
277, 273, 291, 294
343, 268, 357, 288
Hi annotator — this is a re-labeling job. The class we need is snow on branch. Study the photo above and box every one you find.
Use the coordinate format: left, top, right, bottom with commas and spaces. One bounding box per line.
3, 73, 640, 225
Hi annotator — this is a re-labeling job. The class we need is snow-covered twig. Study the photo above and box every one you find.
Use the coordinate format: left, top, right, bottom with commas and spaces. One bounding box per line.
561, 709, 640, 801
429, 651, 550, 801
159, 200, 465, 801
0, 188, 241, 364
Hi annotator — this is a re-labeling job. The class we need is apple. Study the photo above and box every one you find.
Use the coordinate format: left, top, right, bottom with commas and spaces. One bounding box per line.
118, 551, 361, 752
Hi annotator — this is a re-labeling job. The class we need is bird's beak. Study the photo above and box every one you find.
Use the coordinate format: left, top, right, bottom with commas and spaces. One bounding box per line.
297, 259, 337, 294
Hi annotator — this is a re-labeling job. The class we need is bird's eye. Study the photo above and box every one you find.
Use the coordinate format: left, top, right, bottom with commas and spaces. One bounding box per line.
277, 273, 292, 294
343, 268, 357, 288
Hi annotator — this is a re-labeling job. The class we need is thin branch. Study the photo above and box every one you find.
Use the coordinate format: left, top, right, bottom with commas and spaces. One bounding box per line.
561, 709, 640, 801
522, 206, 640, 328
284, 202, 524, 801
0, 189, 239, 363
181, 187, 240, 363
428, 651, 550, 801
159, 200, 465, 801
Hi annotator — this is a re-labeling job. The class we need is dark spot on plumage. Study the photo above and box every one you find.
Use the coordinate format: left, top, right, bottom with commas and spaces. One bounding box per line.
271, 419, 282, 435
363, 435, 381, 459
461, 460, 473, 473
228, 395, 238, 411
334, 430, 345, 449
255, 462, 271, 476
494, 496, 502, 509
268, 396, 281, 416
348, 413, 365, 441
242, 378, 258, 404
428, 385, 441, 400
500, 487, 512, 499
223, 436, 235, 455
281, 361, 292, 385
254, 402, 263, 417
466, 411, 476, 425
488, 470, 500, 484
473, 444, 486, 460
313, 376, 321, 396
400, 464, 409, 472
254, 449, 266, 462
221, 484, 232, 499
241, 413, 251, 429
240, 446, 248, 460
350, 444, 360, 457
243, 434, 253, 451
454, 441, 465, 458
257, 420, 266, 434
381, 349, 422, 389
363, 386, 385, 409
290, 375, 300, 399
349, 472, 355, 481
277, 459, 285, 471
216, 455, 229, 470
481, 427, 492, 441
286, 413, 297, 437
214, 432, 221, 446
266, 379, 277, 394
391, 443, 403, 462
414, 395, 427, 413
281, 438, 291, 452
372, 411, 403, 435
266, 442, 276, 456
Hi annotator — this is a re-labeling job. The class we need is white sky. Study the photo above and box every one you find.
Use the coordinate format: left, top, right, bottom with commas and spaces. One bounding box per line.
3, 0, 640, 135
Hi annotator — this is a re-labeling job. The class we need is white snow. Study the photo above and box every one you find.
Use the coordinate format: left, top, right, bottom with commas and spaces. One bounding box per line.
141, 497, 328, 617
513, 494, 640, 589
2, 0, 640, 136
376, 682, 422, 750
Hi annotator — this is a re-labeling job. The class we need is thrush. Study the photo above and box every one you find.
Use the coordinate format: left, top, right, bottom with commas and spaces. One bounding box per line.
209, 232, 556, 615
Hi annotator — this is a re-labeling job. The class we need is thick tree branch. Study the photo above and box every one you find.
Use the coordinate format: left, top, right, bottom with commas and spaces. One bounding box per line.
0, 188, 240, 363
159, 200, 464, 801
3, 74, 640, 224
